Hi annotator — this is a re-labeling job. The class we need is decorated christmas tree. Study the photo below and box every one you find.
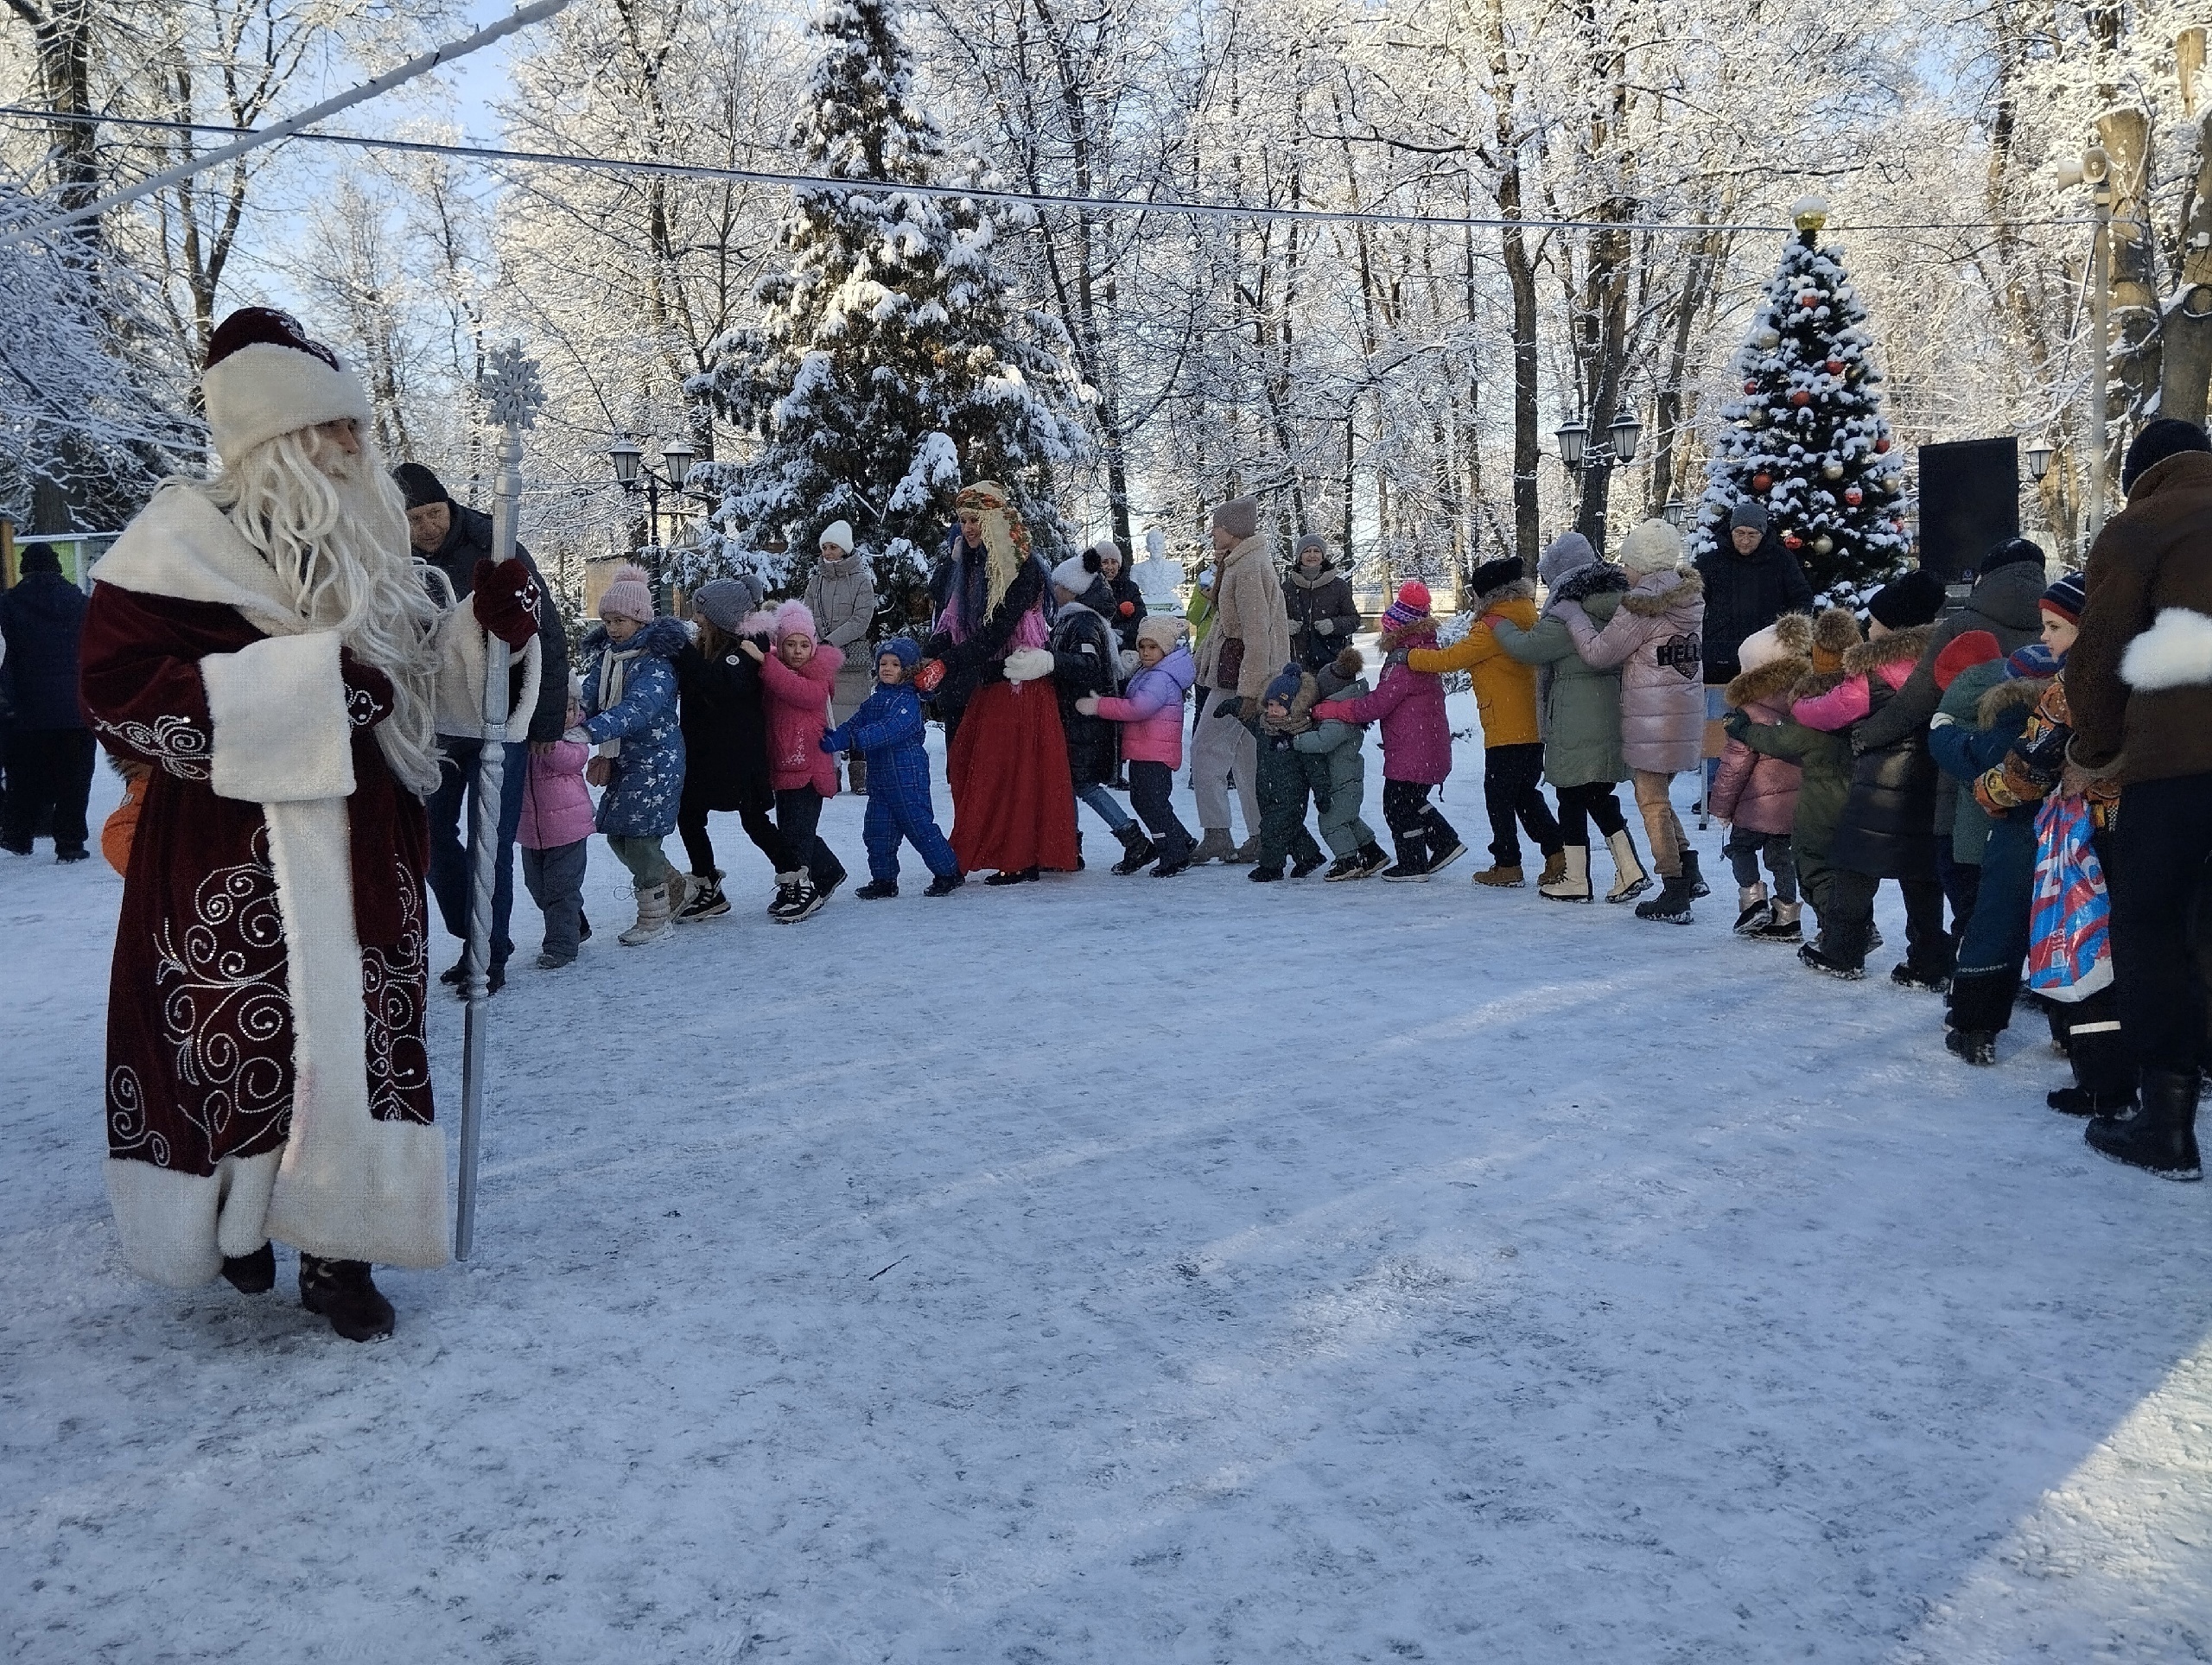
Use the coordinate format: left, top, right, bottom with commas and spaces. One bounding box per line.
690, 0, 1084, 600
1690, 197, 1909, 603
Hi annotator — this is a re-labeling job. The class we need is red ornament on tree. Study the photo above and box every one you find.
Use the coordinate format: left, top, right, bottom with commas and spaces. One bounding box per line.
1752, 472, 1773, 493
1825, 358, 1844, 374
1873, 436, 1891, 454
1789, 390, 1812, 407
1745, 379, 1759, 395
1844, 486, 1864, 506
1798, 293, 1819, 309
1783, 531, 1804, 550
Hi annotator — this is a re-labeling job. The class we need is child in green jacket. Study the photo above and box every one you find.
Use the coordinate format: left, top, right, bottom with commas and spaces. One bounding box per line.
1297, 647, 1389, 880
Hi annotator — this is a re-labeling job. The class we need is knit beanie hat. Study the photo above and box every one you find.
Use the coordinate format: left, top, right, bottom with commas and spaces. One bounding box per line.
2120, 416, 2212, 493
1537, 531, 1596, 586
1262, 663, 1305, 708
1810, 607, 1863, 675
1866, 567, 1946, 630
201, 307, 372, 468
1316, 645, 1365, 698
1293, 532, 1329, 562
1469, 555, 1525, 597
818, 520, 855, 555
1933, 629, 2000, 691
597, 563, 655, 625
1730, 500, 1770, 532
1135, 613, 1183, 652
877, 636, 922, 670
1050, 550, 1099, 594
1089, 537, 1122, 566
16, 541, 60, 575
1381, 580, 1432, 632
1211, 494, 1259, 542
2040, 569, 2087, 625
1618, 519, 1684, 580
772, 599, 817, 642
2006, 640, 2063, 680
1977, 536, 2045, 578
392, 461, 448, 511
691, 575, 764, 632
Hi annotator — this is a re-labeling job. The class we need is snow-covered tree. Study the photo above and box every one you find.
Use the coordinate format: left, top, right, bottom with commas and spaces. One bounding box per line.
1691, 199, 1909, 602
693, 0, 1086, 600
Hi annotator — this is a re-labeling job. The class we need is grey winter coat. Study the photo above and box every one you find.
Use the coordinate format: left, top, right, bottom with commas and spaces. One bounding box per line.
1491, 572, 1630, 789
1560, 566, 1707, 775
804, 550, 880, 718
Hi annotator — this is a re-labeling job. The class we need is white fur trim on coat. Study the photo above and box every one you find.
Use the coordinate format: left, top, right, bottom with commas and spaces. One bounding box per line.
105, 1152, 282, 1288
200, 631, 356, 803
2120, 607, 2212, 691
260, 795, 448, 1268
202, 341, 372, 467
433, 603, 544, 742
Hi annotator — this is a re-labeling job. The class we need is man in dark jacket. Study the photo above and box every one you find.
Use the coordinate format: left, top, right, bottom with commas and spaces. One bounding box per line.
1697, 503, 1814, 806
0, 543, 94, 860
393, 461, 570, 993
2065, 417, 2212, 1179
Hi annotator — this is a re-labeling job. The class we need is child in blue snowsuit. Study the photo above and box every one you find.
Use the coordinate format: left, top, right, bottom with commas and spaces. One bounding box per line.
823, 639, 965, 899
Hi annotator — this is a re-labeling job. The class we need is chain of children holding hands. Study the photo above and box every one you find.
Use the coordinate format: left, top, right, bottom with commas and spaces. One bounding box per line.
517, 429, 2212, 1187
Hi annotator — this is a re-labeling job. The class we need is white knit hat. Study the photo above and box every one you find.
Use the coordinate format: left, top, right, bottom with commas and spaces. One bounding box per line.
1617, 519, 1685, 579
819, 520, 855, 554
201, 308, 372, 468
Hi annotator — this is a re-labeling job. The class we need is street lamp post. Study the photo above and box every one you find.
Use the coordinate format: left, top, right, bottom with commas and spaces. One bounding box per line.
607, 432, 707, 612
1556, 409, 1646, 543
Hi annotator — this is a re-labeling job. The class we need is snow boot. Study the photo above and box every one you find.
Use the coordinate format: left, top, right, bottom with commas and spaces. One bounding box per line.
1074, 831, 1085, 871
535, 950, 574, 971
1382, 853, 1431, 882
769, 871, 824, 923
57, 846, 89, 863
2050, 1085, 2134, 1117
847, 753, 868, 796
1750, 899, 1802, 942
1189, 827, 1236, 865
298, 1254, 395, 1342
924, 871, 966, 898
1733, 883, 1771, 935
1351, 841, 1391, 878
1536, 849, 1569, 890
220, 1242, 275, 1295
1635, 873, 1696, 924
1538, 844, 1593, 902
855, 879, 899, 899
619, 882, 675, 945
1604, 829, 1650, 903
1681, 847, 1709, 899
1292, 848, 1328, 879
1891, 961, 1950, 994
446, 956, 504, 998
1797, 937, 1866, 980
1425, 837, 1468, 877
1227, 836, 1260, 865
1249, 864, 1285, 883
1944, 1028, 1999, 1066
1472, 863, 1524, 887
674, 872, 729, 922
2086, 1069, 2202, 1180
983, 865, 1041, 886
1112, 824, 1158, 875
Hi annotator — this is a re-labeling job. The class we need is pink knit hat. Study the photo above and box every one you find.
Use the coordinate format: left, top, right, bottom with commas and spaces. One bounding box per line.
598, 563, 655, 625
1381, 580, 1432, 633
772, 600, 817, 643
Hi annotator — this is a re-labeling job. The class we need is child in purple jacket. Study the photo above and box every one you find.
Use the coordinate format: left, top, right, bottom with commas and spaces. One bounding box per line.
520, 683, 596, 969
1310, 581, 1463, 881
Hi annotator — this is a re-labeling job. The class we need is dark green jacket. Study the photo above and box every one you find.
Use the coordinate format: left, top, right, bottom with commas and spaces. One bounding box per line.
1736, 698, 1853, 866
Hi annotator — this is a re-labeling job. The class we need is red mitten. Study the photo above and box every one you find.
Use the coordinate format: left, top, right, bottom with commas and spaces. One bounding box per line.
340, 650, 396, 729
472, 557, 541, 648
914, 658, 947, 695
1118, 601, 1135, 616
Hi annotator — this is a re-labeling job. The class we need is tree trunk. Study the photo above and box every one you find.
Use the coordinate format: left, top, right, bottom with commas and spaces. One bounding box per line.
2159, 113, 2212, 427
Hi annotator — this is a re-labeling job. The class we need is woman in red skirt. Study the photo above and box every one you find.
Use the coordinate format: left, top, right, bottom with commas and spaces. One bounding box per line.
925, 481, 1079, 883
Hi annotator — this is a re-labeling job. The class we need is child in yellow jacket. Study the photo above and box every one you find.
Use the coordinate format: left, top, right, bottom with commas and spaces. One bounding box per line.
1407, 555, 1562, 887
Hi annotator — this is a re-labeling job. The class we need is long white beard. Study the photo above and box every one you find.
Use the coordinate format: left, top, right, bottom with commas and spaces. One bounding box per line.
194, 427, 446, 796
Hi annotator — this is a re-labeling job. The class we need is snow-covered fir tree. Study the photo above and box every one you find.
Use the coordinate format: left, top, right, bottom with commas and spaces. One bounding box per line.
1690, 198, 1909, 603
691, 0, 1085, 601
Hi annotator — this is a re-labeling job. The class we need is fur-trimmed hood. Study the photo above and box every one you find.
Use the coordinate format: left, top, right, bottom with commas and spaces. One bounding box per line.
1726, 653, 1812, 711
1618, 565, 1705, 619
1262, 668, 1320, 735
1975, 673, 2050, 727
1541, 561, 1630, 620
1379, 615, 1439, 658
1840, 621, 1936, 677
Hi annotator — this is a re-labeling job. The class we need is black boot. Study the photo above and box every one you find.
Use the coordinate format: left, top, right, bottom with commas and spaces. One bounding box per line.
924, 870, 966, 897
220, 1242, 276, 1294
1634, 873, 1696, 924
983, 865, 1040, 886
1946, 969, 2017, 1036
1111, 823, 1159, 875
2085, 1069, 2202, 1180
1944, 1028, 1998, 1066
1291, 846, 1328, 879
1680, 847, 1709, 899
298, 1253, 397, 1340
855, 878, 899, 899
2054, 1013, 2139, 1118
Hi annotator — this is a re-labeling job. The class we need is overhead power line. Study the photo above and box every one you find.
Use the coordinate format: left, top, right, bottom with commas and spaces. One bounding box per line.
0, 105, 2096, 240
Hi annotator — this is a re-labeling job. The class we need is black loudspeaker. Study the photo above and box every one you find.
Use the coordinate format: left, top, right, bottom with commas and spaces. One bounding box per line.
1917, 438, 2019, 581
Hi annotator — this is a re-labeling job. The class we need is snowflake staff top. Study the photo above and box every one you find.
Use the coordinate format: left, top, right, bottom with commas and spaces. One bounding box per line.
480, 344, 546, 432
1691, 197, 1910, 602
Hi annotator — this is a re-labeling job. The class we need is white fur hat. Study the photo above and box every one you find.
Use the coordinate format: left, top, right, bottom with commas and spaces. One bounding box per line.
201, 308, 372, 468
1051, 550, 1100, 594
1617, 519, 1684, 580
819, 519, 855, 554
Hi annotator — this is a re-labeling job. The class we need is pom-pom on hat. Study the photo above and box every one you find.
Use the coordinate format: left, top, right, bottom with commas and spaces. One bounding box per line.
1810, 607, 1864, 675
201, 307, 372, 468
772, 600, 817, 642
1866, 567, 1947, 630
1381, 580, 1432, 633
2120, 416, 2212, 493
1211, 494, 1259, 542
1135, 613, 1183, 652
691, 575, 764, 632
2040, 569, 2087, 624
818, 520, 855, 554
1933, 629, 2001, 691
1617, 519, 1684, 580
597, 563, 655, 625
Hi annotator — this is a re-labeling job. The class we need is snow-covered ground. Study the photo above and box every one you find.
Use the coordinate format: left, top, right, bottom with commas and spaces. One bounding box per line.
7, 687, 2212, 1663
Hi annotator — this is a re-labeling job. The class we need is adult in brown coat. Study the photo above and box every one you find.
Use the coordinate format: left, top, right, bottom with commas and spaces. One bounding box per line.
1188, 495, 1292, 861
2065, 418, 2212, 1179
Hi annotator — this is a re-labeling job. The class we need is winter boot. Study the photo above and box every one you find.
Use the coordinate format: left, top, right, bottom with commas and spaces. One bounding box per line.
1189, 827, 1236, 866
619, 882, 675, 945
2052, 1014, 2137, 1117
1249, 865, 1285, 883
1797, 937, 1866, 980
1351, 841, 1391, 878
1604, 829, 1650, 903
220, 1242, 276, 1295
535, 950, 574, 971
1944, 1028, 1999, 1066
1891, 961, 1950, 993
1750, 899, 1802, 942
847, 753, 868, 796
1074, 831, 1085, 871
983, 865, 1041, 886
855, 879, 899, 899
1227, 836, 1260, 865
1635, 873, 1696, 924
1292, 848, 1327, 878
2086, 1069, 2202, 1180
674, 872, 729, 922
1472, 864, 1524, 887
1426, 836, 1468, 876
924, 871, 966, 898
1732, 883, 1772, 935
2050, 1084, 2136, 1116
1112, 823, 1159, 875
298, 1253, 396, 1342
1322, 854, 1362, 880
1536, 849, 1569, 889
1538, 844, 1593, 902
769, 871, 824, 923
1681, 847, 1709, 899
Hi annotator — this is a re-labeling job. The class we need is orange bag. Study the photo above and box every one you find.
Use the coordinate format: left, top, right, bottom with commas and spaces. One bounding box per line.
102, 760, 149, 876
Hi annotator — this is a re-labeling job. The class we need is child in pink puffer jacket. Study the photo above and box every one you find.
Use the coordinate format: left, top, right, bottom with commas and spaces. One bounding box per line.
1081, 613, 1197, 874
520, 683, 596, 968
743, 600, 849, 917
1708, 615, 1812, 939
